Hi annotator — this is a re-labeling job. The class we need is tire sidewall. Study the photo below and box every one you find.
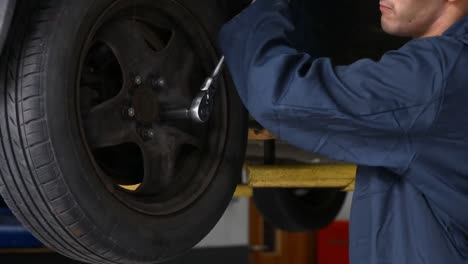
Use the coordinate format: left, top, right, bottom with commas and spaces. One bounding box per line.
253, 188, 346, 232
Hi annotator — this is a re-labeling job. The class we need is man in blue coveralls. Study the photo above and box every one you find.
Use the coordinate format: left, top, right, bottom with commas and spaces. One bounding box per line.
218, 0, 468, 263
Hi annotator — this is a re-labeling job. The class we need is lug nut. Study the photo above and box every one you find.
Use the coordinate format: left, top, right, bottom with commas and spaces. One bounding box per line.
127, 107, 135, 118
122, 107, 136, 119
153, 77, 166, 88
135, 75, 142, 86
141, 129, 155, 140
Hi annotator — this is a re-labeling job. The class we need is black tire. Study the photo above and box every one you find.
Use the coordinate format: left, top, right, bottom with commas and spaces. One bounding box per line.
0, 0, 248, 263
253, 188, 346, 232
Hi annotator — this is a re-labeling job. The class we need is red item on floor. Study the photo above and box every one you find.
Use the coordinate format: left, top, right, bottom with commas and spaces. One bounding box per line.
316, 221, 350, 264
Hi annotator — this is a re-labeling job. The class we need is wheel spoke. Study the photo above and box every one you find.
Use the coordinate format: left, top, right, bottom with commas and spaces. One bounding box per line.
157, 30, 198, 84
159, 125, 201, 148
137, 141, 175, 195
135, 126, 200, 194
83, 96, 135, 148
156, 32, 202, 109
95, 19, 159, 79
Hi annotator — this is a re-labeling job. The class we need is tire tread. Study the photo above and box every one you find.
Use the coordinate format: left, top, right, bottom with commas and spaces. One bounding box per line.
0, 2, 127, 263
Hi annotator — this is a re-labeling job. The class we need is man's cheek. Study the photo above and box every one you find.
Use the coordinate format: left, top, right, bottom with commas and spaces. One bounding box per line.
397, 8, 418, 24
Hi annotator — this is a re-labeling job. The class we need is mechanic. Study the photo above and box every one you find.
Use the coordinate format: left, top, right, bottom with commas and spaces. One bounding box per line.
218, 0, 468, 263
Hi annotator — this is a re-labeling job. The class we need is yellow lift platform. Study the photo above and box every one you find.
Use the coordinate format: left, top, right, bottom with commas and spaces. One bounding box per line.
234, 129, 357, 197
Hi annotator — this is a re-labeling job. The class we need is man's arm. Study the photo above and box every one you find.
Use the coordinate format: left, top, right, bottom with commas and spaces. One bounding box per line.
218, 0, 447, 171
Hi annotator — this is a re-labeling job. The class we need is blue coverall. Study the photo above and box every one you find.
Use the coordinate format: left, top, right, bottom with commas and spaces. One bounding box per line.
217, 0, 468, 263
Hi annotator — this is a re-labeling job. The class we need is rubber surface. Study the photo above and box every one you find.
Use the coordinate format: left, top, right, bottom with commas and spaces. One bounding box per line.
0, 0, 15, 55
253, 188, 347, 232
0, 0, 248, 263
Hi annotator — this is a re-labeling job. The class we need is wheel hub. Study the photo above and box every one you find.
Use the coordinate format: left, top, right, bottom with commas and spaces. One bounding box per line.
78, 0, 228, 216
132, 86, 160, 123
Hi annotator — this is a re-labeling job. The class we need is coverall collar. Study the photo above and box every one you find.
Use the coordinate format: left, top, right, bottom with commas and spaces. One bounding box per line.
443, 15, 468, 39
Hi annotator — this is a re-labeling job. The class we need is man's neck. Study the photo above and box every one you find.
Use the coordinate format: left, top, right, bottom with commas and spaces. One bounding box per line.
416, 8, 466, 38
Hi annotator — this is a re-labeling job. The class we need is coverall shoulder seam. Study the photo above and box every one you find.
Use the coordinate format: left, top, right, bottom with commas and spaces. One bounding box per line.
400, 38, 464, 176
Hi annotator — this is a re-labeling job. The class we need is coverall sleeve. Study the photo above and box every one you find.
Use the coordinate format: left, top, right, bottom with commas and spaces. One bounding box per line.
218, 0, 445, 171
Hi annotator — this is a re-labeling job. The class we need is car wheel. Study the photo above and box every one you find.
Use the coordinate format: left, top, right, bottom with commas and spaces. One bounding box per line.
0, 0, 248, 263
253, 188, 347, 232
